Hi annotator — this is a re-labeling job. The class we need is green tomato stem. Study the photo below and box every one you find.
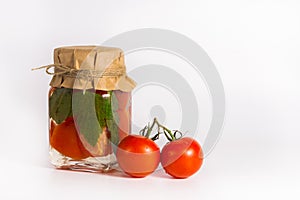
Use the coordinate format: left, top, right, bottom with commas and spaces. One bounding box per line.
153, 118, 176, 141
145, 119, 156, 138
140, 118, 182, 142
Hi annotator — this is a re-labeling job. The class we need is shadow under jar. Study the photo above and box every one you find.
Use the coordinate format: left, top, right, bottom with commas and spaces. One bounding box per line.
45, 46, 136, 172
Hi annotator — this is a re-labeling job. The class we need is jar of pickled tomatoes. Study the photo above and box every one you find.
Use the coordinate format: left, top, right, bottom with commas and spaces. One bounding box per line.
44, 46, 135, 172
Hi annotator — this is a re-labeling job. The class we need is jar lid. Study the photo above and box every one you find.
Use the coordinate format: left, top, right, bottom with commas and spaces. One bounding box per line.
49, 46, 136, 92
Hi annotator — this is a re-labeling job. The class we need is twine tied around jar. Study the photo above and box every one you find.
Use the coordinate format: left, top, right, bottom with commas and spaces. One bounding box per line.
32, 64, 127, 94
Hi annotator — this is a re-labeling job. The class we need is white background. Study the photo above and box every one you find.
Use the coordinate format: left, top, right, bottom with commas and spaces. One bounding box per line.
0, 0, 300, 199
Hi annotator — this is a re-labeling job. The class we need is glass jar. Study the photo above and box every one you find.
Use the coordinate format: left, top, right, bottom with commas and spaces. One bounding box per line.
41, 46, 135, 172
49, 87, 131, 171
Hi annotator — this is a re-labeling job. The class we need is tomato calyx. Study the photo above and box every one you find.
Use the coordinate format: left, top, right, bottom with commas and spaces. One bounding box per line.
139, 118, 183, 142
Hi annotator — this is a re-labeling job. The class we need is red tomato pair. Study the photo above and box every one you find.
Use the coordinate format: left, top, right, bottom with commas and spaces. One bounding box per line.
116, 135, 203, 178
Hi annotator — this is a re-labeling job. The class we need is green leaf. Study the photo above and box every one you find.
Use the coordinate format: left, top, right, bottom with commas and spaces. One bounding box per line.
95, 93, 111, 127
95, 91, 120, 145
49, 88, 121, 147
49, 88, 72, 124
111, 91, 119, 112
72, 91, 102, 147
109, 91, 120, 145
106, 118, 119, 145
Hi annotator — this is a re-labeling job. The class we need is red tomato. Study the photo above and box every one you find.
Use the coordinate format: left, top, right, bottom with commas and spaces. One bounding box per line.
117, 110, 130, 141
50, 117, 91, 160
161, 137, 203, 179
116, 135, 160, 178
114, 90, 131, 110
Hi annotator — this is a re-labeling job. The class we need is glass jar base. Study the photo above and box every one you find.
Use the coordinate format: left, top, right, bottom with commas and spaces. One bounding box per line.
49, 147, 117, 173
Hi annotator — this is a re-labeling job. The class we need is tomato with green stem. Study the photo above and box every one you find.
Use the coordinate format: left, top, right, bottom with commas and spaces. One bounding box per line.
148, 118, 204, 179
161, 137, 203, 178
116, 118, 203, 179
116, 134, 160, 178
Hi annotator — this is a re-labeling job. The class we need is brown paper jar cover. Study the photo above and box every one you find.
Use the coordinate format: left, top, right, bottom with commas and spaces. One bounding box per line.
49, 46, 136, 92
